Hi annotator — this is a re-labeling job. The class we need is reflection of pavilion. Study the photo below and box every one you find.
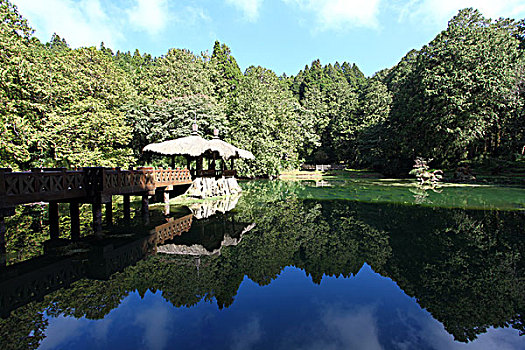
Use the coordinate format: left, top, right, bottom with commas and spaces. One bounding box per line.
188, 194, 241, 219
156, 222, 255, 257
157, 196, 255, 257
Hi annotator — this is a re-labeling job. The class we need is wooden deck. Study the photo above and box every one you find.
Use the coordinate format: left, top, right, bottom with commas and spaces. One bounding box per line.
0, 167, 193, 255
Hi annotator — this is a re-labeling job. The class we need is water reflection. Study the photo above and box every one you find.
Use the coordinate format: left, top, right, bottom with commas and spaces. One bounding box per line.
188, 194, 241, 219
0, 181, 524, 349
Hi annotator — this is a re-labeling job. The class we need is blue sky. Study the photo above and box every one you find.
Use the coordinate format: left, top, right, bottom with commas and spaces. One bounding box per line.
11, 0, 525, 77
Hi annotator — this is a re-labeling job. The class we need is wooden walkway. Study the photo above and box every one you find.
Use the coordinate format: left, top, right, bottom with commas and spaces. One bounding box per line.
0, 167, 193, 263
0, 167, 191, 208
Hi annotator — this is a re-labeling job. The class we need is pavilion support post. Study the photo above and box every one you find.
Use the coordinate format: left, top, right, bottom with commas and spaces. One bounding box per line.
70, 202, 80, 241
171, 155, 175, 169
49, 201, 59, 240
92, 198, 103, 236
197, 156, 203, 173
230, 158, 234, 170
164, 191, 170, 216
210, 153, 216, 171
141, 195, 150, 224
123, 194, 131, 222
105, 200, 113, 226
0, 216, 6, 267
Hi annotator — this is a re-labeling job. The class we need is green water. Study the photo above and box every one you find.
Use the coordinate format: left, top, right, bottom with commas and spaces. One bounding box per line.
258, 178, 525, 210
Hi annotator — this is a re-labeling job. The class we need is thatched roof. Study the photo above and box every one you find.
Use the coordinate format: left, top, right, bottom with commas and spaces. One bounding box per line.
208, 137, 255, 160
143, 134, 212, 157
236, 148, 255, 160
143, 134, 255, 160
207, 138, 238, 159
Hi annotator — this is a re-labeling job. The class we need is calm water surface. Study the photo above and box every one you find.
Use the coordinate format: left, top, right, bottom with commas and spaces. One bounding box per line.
1, 179, 524, 349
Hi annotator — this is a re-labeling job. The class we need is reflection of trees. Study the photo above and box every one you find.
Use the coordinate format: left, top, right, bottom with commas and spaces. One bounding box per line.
0, 303, 47, 350
2, 182, 524, 346
359, 204, 525, 342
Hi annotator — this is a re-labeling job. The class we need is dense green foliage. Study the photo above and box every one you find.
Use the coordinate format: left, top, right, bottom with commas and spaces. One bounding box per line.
381, 9, 525, 174
1, 1, 523, 176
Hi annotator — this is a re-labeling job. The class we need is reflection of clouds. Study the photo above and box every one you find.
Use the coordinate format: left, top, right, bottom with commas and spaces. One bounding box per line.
92, 318, 112, 343
308, 306, 381, 350
415, 313, 524, 350
38, 314, 113, 349
278, 304, 382, 350
275, 295, 524, 350
134, 299, 173, 350
39, 316, 88, 350
231, 317, 263, 350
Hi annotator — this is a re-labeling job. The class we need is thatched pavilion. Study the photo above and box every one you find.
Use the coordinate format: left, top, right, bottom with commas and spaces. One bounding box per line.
142, 125, 254, 198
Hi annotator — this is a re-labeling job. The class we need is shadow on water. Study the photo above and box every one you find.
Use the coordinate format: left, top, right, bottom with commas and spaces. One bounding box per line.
0, 179, 524, 348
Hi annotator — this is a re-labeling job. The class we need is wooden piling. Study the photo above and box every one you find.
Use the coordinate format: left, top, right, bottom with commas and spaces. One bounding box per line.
0, 216, 6, 267
123, 194, 130, 222
141, 195, 149, 224
49, 201, 59, 240
70, 202, 80, 241
164, 191, 170, 216
105, 200, 113, 226
92, 199, 103, 235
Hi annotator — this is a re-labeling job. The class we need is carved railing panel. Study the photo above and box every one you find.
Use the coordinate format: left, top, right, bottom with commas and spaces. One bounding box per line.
223, 170, 237, 177
150, 168, 192, 187
1, 169, 87, 207
0, 167, 193, 208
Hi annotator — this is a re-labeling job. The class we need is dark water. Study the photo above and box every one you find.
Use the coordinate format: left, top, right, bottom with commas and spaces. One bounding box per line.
1, 179, 524, 349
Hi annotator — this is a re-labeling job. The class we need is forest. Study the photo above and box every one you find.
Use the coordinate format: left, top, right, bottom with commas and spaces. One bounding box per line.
1, 0, 524, 177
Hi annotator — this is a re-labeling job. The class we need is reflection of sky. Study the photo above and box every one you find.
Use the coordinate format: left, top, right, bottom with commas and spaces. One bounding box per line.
37, 265, 523, 350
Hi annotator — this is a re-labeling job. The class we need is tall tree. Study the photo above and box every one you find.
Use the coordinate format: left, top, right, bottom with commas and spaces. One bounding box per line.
229, 66, 303, 177
0, 0, 38, 169
210, 40, 242, 101
387, 8, 524, 170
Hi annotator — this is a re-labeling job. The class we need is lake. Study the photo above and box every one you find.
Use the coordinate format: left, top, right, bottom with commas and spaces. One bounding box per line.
1, 178, 524, 349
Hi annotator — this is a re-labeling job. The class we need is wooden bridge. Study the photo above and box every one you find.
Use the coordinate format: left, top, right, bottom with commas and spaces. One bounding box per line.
0, 167, 193, 265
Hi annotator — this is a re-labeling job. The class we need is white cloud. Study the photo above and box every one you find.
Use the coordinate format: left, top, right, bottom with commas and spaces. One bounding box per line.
397, 0, 525, 27
416, 311, 524, 350
184, 6, 212, 26
284, 0, 382, 30
126, 0, 170, 36
38, 316, 86, 350
279, 304, 382, 350
134, 299, 173, 350
12, 0, 121, 48
225, 0, 263, 22
231, 317, 263, 350
315, 306, 382, 350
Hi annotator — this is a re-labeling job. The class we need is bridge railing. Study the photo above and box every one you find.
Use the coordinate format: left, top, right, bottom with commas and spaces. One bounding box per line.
151, 167, 192, 187
0, 168, 86, 207
0, 167, 193, 208
102, 167, 155, 195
